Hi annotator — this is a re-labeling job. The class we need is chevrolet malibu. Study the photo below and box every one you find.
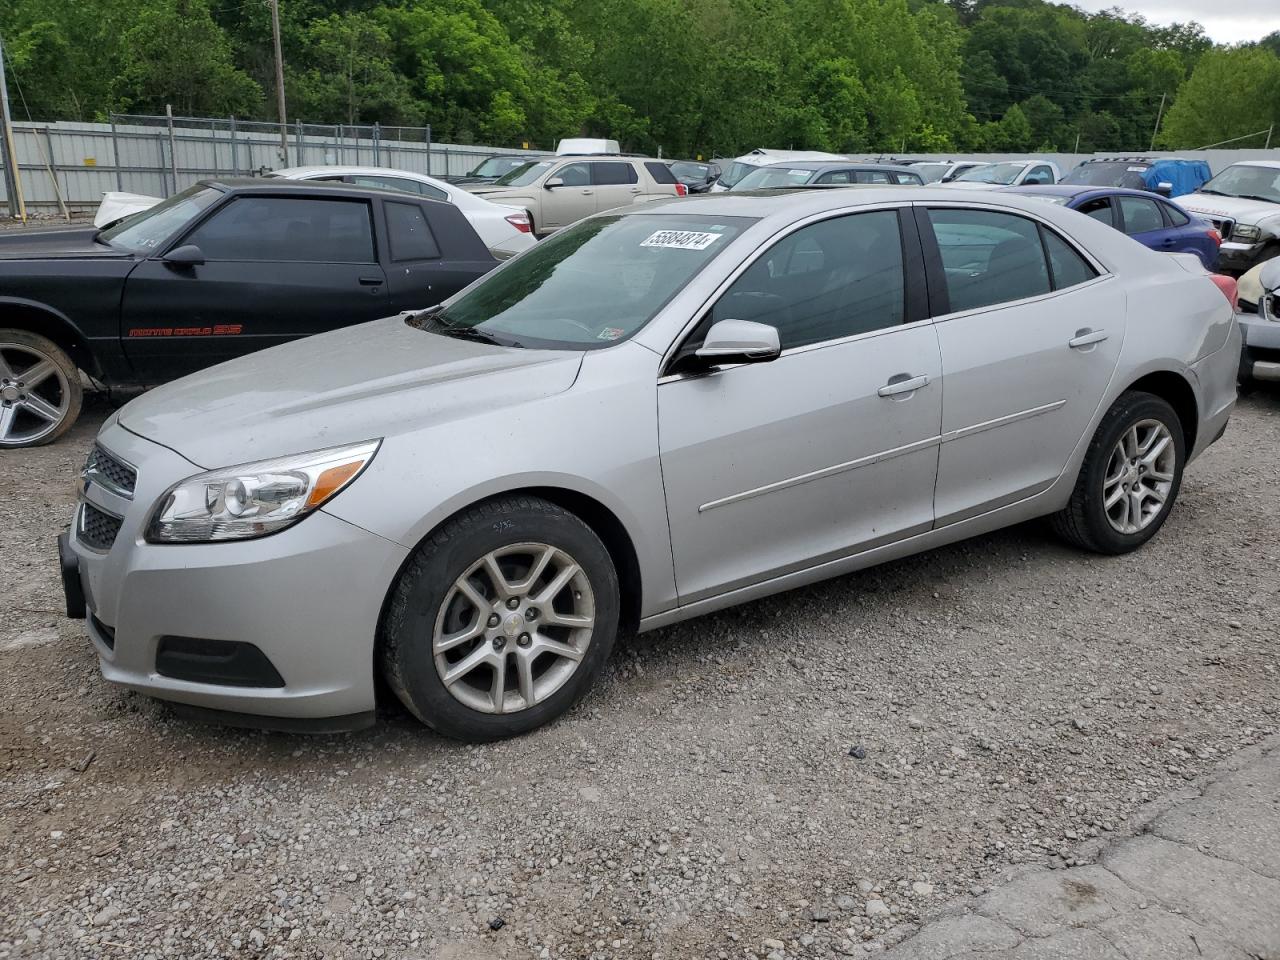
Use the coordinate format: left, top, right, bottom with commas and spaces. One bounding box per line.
59, 189, 1240, 741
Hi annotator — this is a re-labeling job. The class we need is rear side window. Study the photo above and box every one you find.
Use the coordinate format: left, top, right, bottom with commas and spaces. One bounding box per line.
926, 209, 1050, 312
816, 171, 852, 184
1040, 228, 1098, 290
644, 162, 678, 184
385, 201, 441, 261
1164, 203, 1190, 226
592, 162, 639, 185
185, 197, 375, 263
1118, 195, 1164, 235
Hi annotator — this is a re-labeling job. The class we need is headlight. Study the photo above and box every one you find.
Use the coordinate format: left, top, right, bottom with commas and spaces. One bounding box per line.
146, 440, 380, 543
1232, 224, 1262, 242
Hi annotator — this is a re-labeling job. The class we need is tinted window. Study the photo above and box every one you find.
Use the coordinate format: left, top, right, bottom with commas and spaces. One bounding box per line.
1076, 197, 1115, 227
711, 211, 905, 349
555, 162, 591, 187
99, 185, 221, 255
1041, 229, 1098, 290
927, 209, 1050, 312
386, 201, 440, 261
1164, 203, 1190, 226
185, 197, 374, 262
853, 170, 892, 184
1118, 195, 1164, 234
816, 171, 852, 185
645, 162, 678, 184
893, 172, 924, 185
592, 162, 638, 185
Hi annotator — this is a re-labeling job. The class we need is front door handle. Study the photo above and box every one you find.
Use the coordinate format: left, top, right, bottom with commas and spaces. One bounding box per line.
1068, 328, 1108, 349
358, 276, 383, 286
581, 189, 593, 195
878, 374, 930, 398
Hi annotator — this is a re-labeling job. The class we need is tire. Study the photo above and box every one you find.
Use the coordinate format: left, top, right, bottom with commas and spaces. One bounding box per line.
1051, 391, 1185, 555
381, 495, 620, 741
0, 329, 83, 448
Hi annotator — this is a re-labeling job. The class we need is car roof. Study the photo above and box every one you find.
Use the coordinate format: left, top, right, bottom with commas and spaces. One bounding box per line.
759, 161, 920, 174
200, 177, 449, 203
1002, 184, 1168, 199
1229, 160, 1280, 170
271, 165, 440, 181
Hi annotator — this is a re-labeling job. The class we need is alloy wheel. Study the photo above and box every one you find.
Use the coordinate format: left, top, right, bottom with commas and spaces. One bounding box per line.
0, 341, 73, 447
1103, 418, 1176, 535
432, 542, 596, 714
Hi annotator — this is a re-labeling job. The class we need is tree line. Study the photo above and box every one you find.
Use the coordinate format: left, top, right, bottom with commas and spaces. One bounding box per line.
3, 0, 1279, 159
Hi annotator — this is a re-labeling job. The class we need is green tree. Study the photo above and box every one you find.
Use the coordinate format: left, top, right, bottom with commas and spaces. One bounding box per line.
289, 13, 419, 124
1160, 46, 1280, 149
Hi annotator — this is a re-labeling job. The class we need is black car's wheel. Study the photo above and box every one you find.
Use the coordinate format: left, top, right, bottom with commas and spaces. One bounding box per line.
1051, 391, 1185, 554
0, 330, 82, 448
381, 495, 620, 741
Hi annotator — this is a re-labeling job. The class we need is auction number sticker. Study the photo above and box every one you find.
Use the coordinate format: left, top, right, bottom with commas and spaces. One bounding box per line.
640, 229, 723, 251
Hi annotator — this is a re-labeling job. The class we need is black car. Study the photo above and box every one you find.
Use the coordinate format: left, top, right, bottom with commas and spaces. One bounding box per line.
668, 160, 722, 193
0, 179, 497, 447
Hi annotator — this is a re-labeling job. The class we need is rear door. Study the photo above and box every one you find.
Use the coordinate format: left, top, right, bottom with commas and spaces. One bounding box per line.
1116, 193, 1173, 250
379, 198, 496, 313
120, 194, 388, 381
590, 161, 643, 213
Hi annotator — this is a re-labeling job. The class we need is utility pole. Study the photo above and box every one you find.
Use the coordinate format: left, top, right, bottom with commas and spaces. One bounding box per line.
0, 33, 26, 221
269, 0, 289, 166
1149, 91, 1167, 152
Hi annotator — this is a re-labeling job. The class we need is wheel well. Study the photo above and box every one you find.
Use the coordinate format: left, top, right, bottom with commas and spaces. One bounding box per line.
0, 304, 94, 375
1126, 371, 1198, 453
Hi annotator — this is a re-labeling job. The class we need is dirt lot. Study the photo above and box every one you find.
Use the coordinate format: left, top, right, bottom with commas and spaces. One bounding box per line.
2, 390, 1278, 960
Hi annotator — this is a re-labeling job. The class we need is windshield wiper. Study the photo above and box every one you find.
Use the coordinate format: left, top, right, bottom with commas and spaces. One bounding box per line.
416, 312, 518, 347
1233, 194, 1280, 204
1197, 189, 1227, 196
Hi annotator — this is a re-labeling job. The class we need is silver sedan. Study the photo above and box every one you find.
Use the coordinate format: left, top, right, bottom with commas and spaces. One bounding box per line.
60, 189, 1241, 740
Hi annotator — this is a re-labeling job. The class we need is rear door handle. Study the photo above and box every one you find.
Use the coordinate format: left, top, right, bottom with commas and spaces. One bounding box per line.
1068, 328, 1108, 349
878, 374, 930, 397
358, 276, 383, 286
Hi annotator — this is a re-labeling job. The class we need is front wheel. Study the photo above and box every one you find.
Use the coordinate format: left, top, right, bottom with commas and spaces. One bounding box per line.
0, 330, 83, 448
381, 496, 619, 741
1051, 391, 1185, 554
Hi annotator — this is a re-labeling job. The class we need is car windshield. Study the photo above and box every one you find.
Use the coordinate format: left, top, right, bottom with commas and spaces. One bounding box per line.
1061, 162, 1148, 189
421, 214, 752, 349
470, 156, 528, 178
98, 185, 222, 255
953, 162, 1026, 185
910, 163, 950, 183
670, 161, 711, 180
1198, 164, 1280, 204
718, 160, 764, 188
492, 161, 555, 187
732, 166, 815, 190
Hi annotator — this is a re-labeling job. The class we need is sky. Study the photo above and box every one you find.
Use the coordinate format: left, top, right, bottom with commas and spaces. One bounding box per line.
1069, 0, 1279, 45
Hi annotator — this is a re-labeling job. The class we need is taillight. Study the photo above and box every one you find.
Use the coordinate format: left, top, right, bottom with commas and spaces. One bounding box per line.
504, 212, 532, 234
674, 183, 688, 197
1206, 227, 1222, 246
1209, 274, 1239, 312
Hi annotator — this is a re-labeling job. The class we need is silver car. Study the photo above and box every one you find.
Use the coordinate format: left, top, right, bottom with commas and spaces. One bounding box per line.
59, 189, 1240, 741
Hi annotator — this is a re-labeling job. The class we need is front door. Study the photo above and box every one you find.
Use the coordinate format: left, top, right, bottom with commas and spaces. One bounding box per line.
921, 205, 1127, 525
121, 195, 388, 381
540, 162, 595, 231
658, 208, 942, 603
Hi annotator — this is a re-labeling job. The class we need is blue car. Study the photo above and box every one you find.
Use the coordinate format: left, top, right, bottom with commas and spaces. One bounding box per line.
1003, 185, 1221, 270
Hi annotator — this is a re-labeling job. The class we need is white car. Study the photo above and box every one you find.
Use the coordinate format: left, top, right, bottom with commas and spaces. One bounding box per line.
1177, 161, 1280, 275
710, 148, 847, 192
942, 160, 1062, 190
95, 166, 537, 260
903, 160, 990, 183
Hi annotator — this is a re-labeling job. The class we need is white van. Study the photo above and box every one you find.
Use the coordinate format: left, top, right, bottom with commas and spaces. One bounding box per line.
711, 148, 847, 192
556, 138, 621, 156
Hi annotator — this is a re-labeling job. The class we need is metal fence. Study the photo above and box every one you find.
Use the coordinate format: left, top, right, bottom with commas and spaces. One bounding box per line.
0, 113, 537, 215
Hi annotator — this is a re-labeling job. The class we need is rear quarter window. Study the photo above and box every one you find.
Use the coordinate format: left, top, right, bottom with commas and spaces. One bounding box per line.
644, 162, 678, 184
386, 201, 441, 261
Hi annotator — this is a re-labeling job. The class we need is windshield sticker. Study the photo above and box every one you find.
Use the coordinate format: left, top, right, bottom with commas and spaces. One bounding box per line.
640, 229, 723, 251
596, 327, 625, 341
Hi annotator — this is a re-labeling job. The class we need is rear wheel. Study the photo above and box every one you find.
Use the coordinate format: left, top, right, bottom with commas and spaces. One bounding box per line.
1051, 391, 1185, 554
0, 330, 82, 448
381, 496, 619, 741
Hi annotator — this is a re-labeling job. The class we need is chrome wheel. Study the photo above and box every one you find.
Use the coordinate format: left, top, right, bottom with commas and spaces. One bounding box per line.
1103, 419, 1176, 535
0, 340, 73, 447
432, 542, 596, 714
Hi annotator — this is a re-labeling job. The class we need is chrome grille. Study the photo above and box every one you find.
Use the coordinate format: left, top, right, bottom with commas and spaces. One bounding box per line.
84, 446, 136, 499
78, 502, 123, 551
1207, 217, 1235, 240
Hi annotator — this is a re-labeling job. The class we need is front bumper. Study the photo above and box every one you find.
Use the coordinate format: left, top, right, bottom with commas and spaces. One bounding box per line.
1218, 240, 1272, 273
63, 421, 409, 726
1238, 308, 1280, 382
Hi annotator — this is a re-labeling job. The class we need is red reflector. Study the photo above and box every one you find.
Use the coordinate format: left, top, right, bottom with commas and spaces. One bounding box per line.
675, 183, 688, 197
1210, 274, 1238, 312
504, 213, 532, 234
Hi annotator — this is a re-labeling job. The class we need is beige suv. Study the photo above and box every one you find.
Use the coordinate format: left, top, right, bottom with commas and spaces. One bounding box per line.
466, 157, 685, 236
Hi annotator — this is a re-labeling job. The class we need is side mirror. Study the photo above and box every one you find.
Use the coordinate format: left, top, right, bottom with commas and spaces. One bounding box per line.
162, 244, 205, 267
694, 319, 781, 365
545, 177, 564, 189
1156, 181, 1174, 196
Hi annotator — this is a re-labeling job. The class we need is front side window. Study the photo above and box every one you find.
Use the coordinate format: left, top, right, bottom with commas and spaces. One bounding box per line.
554, 163, 592, 187
99, 185, 221, 254
927, 208, 1050, 312
708, 210, 906, 350
592, 162, 639, 186
852, 170, 892, 184
423, 215, 751, 349
1118, 195, 1165, 235
386, 201, 440, 261
184, 197, 375, 263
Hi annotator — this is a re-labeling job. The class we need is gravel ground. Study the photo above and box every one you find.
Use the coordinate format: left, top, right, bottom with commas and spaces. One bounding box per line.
2, 390, 1278, 960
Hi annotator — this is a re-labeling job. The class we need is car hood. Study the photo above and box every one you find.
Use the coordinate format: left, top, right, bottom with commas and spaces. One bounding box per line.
118, 315, 585, 469
0, 226, 131, 260
466, 186, 536, 203
1179, 193, 1280, 224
